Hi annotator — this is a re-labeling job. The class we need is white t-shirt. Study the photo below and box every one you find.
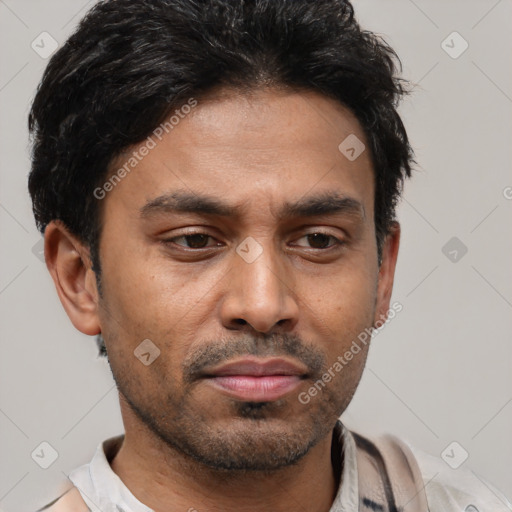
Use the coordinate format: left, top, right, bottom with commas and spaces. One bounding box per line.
67, 421, 512, 512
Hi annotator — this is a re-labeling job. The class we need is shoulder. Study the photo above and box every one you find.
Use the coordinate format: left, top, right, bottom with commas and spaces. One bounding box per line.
346, 424, 512, 512
35, 434, 125, 512
36, 487, 90, 512
408, 444, 512, 512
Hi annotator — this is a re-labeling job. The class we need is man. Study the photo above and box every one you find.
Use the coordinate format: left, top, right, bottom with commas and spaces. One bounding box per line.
28, 1, 510, 511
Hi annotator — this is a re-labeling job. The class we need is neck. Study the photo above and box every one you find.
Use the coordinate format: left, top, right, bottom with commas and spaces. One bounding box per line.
110, 404, 341, 512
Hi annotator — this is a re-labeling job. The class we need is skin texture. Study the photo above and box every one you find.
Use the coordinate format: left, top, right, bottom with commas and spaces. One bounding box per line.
44, 87, 400, 512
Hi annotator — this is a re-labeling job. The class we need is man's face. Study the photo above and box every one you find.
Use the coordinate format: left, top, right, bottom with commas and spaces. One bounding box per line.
93, 88, 395, 471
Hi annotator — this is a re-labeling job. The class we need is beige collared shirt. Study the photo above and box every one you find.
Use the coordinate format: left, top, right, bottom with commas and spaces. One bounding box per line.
60, 421, 511, 512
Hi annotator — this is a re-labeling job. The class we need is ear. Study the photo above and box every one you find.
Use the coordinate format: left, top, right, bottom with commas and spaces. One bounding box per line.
44, 220, 101, 336
373, 221, 400, 326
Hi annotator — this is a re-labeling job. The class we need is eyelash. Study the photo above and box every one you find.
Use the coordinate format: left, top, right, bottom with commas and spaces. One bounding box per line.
161, 231, 345, 251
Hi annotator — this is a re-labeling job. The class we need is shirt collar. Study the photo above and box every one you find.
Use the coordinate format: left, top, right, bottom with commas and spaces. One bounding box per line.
69, 419, 358, 512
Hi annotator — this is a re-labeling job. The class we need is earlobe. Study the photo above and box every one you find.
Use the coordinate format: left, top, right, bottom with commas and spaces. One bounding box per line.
374, 222, 401, 326
44, 221, 101, 336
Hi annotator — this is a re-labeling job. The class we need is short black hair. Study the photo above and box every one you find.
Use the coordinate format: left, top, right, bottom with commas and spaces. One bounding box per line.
28, 0, 414, 287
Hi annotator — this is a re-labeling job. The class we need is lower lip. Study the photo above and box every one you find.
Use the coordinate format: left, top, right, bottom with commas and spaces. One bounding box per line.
206, 375, 302, 401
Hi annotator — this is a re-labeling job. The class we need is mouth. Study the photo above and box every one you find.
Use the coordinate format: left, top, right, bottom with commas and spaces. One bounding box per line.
201, 357, 308, 402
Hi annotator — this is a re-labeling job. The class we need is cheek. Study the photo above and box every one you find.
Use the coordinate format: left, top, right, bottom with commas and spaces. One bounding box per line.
98, 248, 226, 374
311, 278, 375, 399
100, 248, 194, 325
302, 267, 376, 365
310, 262, 376, 320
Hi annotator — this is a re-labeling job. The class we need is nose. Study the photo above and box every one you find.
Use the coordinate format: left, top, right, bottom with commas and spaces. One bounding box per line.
219, 239, 300, 334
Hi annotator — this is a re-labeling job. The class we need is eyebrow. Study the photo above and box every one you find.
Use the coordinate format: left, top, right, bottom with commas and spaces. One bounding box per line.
140, 190, 365, 221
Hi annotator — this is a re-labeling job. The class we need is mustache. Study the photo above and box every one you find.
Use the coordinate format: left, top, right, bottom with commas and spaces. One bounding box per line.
181, 333, 327, 384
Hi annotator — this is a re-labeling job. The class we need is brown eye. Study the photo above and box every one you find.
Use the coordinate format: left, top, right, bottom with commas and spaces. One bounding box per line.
165, 233, 218, 249
293, 232, 343, 249
307, 233, 333, 249
183, 234, 210, 248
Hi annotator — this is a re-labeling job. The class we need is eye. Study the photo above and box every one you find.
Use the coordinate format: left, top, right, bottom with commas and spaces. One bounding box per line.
162, 231, 344, 251
292, 232, 344, 249
163, 233, 221, 249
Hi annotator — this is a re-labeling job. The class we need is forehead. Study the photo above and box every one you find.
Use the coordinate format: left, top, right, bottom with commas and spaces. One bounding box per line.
157, 88, 369, 168
104, 87, 375, 221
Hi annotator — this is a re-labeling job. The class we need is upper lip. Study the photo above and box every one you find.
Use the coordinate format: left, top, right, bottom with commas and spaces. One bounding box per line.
203, 357, 308, 377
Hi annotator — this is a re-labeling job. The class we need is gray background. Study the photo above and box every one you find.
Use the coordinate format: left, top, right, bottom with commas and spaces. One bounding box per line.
1, 0, 511, 510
